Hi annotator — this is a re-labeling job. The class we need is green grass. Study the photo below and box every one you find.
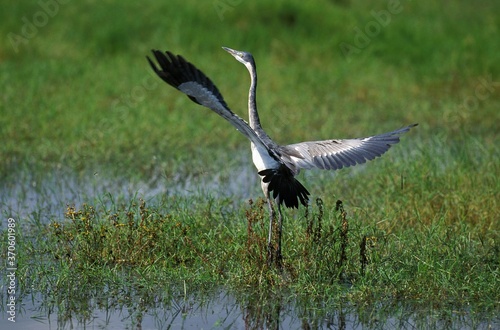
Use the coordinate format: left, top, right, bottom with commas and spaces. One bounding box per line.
1, 0, 499, 326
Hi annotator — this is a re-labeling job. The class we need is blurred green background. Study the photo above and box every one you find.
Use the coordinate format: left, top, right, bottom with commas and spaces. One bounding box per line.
1, 1, 499, 323
1, 0, 499, 198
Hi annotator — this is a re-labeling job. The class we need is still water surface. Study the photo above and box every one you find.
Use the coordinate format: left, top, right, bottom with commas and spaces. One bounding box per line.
2, 291, 495, 329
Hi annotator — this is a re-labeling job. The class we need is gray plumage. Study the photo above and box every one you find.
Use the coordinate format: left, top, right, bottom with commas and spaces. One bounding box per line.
285, 125, 415, 171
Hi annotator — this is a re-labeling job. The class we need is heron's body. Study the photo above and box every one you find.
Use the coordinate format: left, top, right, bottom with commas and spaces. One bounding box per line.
251, 144, 277, 172
147, 47, 417, 267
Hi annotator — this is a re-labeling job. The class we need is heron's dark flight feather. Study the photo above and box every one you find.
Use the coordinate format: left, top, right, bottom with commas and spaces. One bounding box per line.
147, 50, 229, 109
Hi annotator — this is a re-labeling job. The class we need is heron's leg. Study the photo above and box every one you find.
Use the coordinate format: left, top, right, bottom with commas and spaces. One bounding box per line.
266, 197, 275, 265
276, 204, 283, 269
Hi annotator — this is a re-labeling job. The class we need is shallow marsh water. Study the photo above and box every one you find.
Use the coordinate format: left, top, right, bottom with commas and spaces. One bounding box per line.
2, 290, 497, 329
0, 165, 498, 329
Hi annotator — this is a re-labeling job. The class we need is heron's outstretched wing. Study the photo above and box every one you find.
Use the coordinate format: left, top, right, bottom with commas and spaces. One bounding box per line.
285, 124, 417, 171
147, 50, 274, 156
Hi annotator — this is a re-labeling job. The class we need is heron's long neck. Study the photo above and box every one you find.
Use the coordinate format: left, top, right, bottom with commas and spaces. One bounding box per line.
247, 62, 262, 131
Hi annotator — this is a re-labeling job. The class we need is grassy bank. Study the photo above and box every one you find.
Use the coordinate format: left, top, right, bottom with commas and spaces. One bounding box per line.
1, 0, 499, 326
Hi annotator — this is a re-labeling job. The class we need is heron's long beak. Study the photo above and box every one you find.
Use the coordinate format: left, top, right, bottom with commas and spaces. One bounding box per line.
222, 46, 238, 56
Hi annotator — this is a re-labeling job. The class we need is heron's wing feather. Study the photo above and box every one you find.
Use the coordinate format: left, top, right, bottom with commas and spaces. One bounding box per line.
285, 124, 417, 170
147, 50, 272, 154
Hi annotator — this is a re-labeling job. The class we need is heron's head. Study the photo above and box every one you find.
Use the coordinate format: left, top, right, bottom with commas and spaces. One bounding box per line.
222, 47, 254, 67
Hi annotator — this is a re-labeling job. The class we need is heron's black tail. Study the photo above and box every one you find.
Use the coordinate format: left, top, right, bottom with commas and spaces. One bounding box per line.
259, 167, 310, 209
